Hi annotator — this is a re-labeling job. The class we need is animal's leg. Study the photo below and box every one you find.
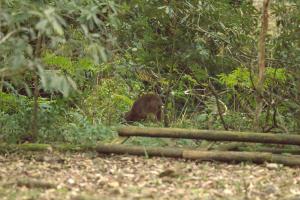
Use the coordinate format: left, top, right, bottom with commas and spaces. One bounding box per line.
156, 109, 162, 121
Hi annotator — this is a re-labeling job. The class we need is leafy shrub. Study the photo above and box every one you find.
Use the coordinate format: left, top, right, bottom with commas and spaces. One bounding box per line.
82, 77, 138, 124
0, 101, 115, 144
0, 92, 30, 114
42, 52, 97, 91
218, 67, 287, 89
40, 111, 115, 144
0, 112, 27, 143
0, 95, 64, 143
0, 91, 113, 144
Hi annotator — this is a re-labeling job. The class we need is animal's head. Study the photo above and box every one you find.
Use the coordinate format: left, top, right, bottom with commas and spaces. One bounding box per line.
124, 111, 132, 122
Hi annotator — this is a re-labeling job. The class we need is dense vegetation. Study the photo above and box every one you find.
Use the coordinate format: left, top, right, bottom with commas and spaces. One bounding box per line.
0, 0, 299, 144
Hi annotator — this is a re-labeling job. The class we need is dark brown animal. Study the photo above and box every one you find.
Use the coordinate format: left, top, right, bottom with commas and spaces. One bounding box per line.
125, 93, 163, 122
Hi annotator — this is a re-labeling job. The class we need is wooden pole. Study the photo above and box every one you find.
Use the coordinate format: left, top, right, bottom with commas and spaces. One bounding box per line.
95, 144, 300, 167
118, 126, 300, 146
1, 143, 300, 166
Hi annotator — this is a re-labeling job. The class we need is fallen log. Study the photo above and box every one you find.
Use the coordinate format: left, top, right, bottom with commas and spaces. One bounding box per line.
0, 143, 94, 153
237, 146, 300, 155
0, 143, 299, 166
96, 144, 182, 157
3, 179, 55, 189
15, 179, 55, 189
213, 142, 243, 151
0, 143, 53, 153
118, 127, 300, 146
95, 144, 300, 167
212, 143, 300, 155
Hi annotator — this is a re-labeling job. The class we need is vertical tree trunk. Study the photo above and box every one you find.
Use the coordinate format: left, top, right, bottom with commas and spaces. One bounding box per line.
31, 74, 39, 140
254, 0, 270, 131
295, 69, 300, 130
0, 76, 3, 92
30, 34, 42, 141
0, 17, 4, 92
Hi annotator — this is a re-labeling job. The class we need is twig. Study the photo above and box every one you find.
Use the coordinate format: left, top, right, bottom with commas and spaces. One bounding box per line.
208, 80, 228, 130
0, 30, 17, 45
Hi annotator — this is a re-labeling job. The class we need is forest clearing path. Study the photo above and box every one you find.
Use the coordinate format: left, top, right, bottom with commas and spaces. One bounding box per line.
0, 152, 299, 200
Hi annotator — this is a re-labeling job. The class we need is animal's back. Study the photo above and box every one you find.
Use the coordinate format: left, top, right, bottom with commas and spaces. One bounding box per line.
125, 93, 163, 122
132, 93, 162, 112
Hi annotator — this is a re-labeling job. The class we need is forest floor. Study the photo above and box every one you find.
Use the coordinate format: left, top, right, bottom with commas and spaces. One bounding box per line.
0, 152, 300, 200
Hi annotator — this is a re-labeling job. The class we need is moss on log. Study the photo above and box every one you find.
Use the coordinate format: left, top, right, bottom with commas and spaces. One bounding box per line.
118, 126, 300, 146
213, 142, 243, 151
95, 144, 182, 157
0, 143, 52, 153
0, 143, 94, 154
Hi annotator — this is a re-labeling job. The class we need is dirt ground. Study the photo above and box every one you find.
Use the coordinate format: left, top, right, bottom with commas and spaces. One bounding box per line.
0, 152, 300, 200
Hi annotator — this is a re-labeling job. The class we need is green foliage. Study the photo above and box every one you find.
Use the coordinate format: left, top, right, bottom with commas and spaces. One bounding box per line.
43, 52, 98, 74
217, 65, 296, 131
39, 70, 77, 97
271, 1, 300, 66
1, 0, 119, 95
43, 53, 73, 71
0, 95, 62, 143
265, 67, 287, 85
0, 96, 115, 144
118, 0, 258, 78
42, 52, 98, 90
82, 77, 137, 124
218, 67, 287, 89
116, 0, 260, 127
1, 0, 300, 145
0, 112, 27, 143
0, 92, 30, 114
222, 112, 253, 130
218, 67, 252, 88
44, 112, 116, 144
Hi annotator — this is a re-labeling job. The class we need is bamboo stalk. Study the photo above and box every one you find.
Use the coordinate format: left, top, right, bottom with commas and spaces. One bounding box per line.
95, 144, 300, 167
118, 127, 300, 146
1, 143, 300, 166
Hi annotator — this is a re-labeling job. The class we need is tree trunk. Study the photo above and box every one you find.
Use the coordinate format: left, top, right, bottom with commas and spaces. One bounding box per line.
30, 34, 43, 141
0, 76, 3, 92
30, 73, 39, 141
254, 0, 270, 131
